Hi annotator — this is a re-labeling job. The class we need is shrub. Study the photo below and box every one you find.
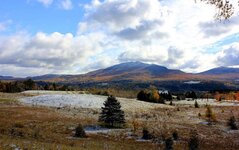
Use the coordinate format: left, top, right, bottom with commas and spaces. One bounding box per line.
227, 116, 238, 130
74, 124, 86, 138
165, 137, 174, 150
172, 131, 178, 140
205, 105, 216, 124
142, 127, 153, 140
132, 119, 140, 134
194, 100, 199, 108
188, 131, 199, 150
198, 113, 201, 117
169, 101, 173, 106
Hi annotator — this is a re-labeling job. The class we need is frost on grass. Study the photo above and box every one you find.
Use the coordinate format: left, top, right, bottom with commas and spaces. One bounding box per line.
20, 91, 164, 111
20, 94, 106, 108
174, 99, 239, 106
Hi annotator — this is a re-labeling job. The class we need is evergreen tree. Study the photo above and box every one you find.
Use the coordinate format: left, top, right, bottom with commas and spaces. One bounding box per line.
23, 79, 36, 90
165, 137, 174, 150
74, 124, 86, 138
227, 116, 238, 130
169, 101, 173, 106
44, 84, 49, 90
185, 91, 197, 100
98, 96, 125, 127
194, 100, 199, 108
137, 90, 148, 101
172, 131, 179, 140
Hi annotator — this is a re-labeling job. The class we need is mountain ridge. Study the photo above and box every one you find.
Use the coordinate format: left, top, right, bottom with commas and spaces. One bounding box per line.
198, 66, 239, 75
1, 62, 239, 82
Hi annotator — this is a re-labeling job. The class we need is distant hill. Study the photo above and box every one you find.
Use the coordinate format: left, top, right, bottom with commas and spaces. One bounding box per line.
197, 67, 239, 81
199, 67, 239, 75
0, 75, 18, 80
19, 62, 188, 82
83, 61, 186, 81
27, 74, 61, 81
1, 62, 239, 82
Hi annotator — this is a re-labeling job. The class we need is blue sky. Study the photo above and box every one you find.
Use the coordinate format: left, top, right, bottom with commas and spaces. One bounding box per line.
0, 0, 88, 34
0, 0, 239, 77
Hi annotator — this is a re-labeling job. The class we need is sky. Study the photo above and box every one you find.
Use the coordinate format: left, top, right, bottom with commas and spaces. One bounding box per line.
0, 0, 239, 77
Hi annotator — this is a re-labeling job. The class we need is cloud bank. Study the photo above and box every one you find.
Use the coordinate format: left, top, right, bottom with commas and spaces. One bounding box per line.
1, 0, 239, 76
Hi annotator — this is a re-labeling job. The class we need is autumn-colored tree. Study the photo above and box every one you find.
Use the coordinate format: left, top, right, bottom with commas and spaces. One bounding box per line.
137, 89, 164, 103
132, 119, 140, 134
225, 92, 236, 100
214, 92, 222, 101
205, 105, 216, 124
150, 89, 160, 102
235, 92, 239, 101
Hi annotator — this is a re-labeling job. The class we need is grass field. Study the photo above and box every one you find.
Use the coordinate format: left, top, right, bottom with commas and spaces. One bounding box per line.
0, 91, 239, 149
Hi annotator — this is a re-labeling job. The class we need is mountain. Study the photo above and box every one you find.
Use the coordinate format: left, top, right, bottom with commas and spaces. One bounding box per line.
0, 75, 17, 80
197, 67, 239, 81
1, 62, 239, 82
27, 74, 61, 81
1, 62, 238, 92
87, 61, 184, 76
199, 67, 239, 75
81, 61, 187, 81
38, 63, 239, 82
24, 62, 187, 82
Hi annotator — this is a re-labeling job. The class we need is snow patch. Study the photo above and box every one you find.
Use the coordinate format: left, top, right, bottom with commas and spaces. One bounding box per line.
20, 90, 169, 111
20, 94, 106, 108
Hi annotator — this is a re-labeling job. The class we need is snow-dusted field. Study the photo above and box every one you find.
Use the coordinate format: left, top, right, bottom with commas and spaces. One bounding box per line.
21, 94, 106, 108
20, 90, 239, 112
20, 90, 169, 111
173, 99, 239, 106
22, 90, 86, 94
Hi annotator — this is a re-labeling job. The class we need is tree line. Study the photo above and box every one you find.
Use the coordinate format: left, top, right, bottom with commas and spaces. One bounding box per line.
137, 90, 199, 103
0, 79, 72, 93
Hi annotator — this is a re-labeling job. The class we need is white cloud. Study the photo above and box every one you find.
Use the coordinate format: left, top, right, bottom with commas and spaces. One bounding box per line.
37, 0, 54, 7
216, 42, 239, 66
60, 0, 73, 10
0, 31, 106, 76
85, 0, 166, 31
80, 0, 239, 73
2, 0, 239, 76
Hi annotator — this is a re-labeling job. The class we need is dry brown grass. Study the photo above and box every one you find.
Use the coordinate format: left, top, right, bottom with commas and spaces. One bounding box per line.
126, 104, 239, 150
0, 101, 158, 149
0, 93, 239, 149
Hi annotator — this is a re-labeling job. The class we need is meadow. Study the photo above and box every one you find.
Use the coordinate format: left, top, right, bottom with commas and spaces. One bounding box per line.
0, 91, 238, 149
